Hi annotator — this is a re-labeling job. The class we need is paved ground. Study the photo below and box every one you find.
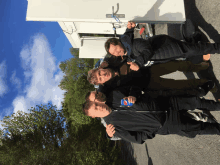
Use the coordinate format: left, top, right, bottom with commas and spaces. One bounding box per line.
129, 0, 220, 165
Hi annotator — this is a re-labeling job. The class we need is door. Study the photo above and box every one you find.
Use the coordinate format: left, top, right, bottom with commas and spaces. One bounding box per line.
79, 38, 111, 59
26, 0, 185, 23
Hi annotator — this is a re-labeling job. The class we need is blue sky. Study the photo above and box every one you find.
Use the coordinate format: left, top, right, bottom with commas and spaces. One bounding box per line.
0, 0, 73, 130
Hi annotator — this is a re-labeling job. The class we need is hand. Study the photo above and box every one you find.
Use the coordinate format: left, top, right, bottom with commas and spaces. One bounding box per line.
124, 96, 136, 104
127, 21, 136, 29
127, 62, 140, 71
106, 124, 115, 138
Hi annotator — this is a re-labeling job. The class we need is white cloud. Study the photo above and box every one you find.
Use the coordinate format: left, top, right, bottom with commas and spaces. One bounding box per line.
12, 96, 28, 114
13, 33, 66, 113
10, 70, 22, 90
0, 60, 8, 97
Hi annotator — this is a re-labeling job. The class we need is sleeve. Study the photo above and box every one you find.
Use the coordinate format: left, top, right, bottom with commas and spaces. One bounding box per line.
110, 135, 122, 141
106, 133, 122, 141
146, 88, 206, 98
122, 28, 135, 41
129, 86, 142, 99
102, 118, 122, 141
133, 40, 154, 67
114, 130, 149, 144
114, 86, 142, 100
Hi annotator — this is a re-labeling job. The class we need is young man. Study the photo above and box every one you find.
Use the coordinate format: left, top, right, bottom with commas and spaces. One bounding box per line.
83, 89, 220, 144
87, 60, 215, 97
104, 22, 218, 71
85, 86, 218, 124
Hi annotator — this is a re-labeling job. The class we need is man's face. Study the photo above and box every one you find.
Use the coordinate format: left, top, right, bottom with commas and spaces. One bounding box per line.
95, 68, 113, 84
87, 102, 110, 118
109, 44, 125, 57
88, 91, 106, 102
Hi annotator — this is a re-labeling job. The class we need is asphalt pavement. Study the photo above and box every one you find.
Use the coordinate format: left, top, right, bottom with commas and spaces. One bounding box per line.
130, 0, 220, 165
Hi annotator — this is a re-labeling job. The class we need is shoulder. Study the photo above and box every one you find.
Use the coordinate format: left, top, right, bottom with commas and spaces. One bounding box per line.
133, 38, 149, 46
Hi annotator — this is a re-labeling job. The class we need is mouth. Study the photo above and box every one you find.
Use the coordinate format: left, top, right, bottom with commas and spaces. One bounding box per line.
106, 72, 109, 78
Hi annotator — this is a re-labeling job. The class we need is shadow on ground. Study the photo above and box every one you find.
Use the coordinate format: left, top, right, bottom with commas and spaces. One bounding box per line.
119, 140, 137, 165
145, 143, 153, 165
167, 0, 220, 101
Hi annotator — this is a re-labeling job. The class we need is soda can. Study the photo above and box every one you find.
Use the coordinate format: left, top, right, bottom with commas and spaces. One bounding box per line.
121, 99, 133, 107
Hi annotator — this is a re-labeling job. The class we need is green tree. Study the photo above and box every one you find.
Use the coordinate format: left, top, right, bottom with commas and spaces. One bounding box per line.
0, 103, 71, 164
56, 47, 126, 164
59, 48, 95, 126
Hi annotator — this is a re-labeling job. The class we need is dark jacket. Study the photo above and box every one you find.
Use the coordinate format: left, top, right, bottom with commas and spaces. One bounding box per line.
105, 86, 190, 113
98, 67, 151, 98
105, 28, 184, 68
103, 110, 165, 144
104, 87, 167, 144
104, 86, 204, 144
98, 63, 206, 98
106, 86, 163, 112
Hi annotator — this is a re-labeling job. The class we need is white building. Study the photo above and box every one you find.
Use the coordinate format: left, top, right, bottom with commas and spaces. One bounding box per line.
26, 0, 185, 59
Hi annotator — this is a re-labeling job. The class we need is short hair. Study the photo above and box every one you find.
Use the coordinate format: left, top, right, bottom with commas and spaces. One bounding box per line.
82, 101, 94, 116
85, 91, 92, 101
85, 89, 98, 102
87, 68, 99, 85
104, 38, 122, 54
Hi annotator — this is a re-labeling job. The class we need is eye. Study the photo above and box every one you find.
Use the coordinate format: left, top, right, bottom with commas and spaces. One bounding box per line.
95, 104, 98, 110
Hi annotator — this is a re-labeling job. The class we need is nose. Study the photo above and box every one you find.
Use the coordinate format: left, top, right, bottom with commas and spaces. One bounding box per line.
101, 106, 105, 110
100, 71, 105, 76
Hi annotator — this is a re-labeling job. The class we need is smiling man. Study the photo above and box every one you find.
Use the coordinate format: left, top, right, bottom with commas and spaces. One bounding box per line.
104, 22, 217, 71
87, 60, 215, 97
85, 88, 218, 124
92, 68, 117, 85
83, 91, 220, 144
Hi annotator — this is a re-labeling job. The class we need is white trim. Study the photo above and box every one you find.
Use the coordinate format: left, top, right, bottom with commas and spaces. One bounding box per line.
58, 22, 81, 48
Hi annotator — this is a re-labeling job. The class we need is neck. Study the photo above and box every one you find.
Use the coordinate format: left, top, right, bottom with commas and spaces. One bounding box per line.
106, 106, 112, 114
108, 108, 112, 114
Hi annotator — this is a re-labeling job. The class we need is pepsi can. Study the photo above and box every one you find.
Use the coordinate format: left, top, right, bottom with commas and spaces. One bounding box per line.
121, 99, 133, 107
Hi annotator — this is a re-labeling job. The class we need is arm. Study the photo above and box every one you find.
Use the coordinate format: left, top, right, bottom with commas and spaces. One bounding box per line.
122, 21, 136, 39
146, 88, 206, 98
113, 86, 142, 103
125, 21, 154, 68
133, 40, 154, 67
105, 124, 122, 141
106, 124, 147, 144
115, 129, 150, 144
125, 86, 143, 104
123, 28, 135, 41
102, 120, 122, 141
